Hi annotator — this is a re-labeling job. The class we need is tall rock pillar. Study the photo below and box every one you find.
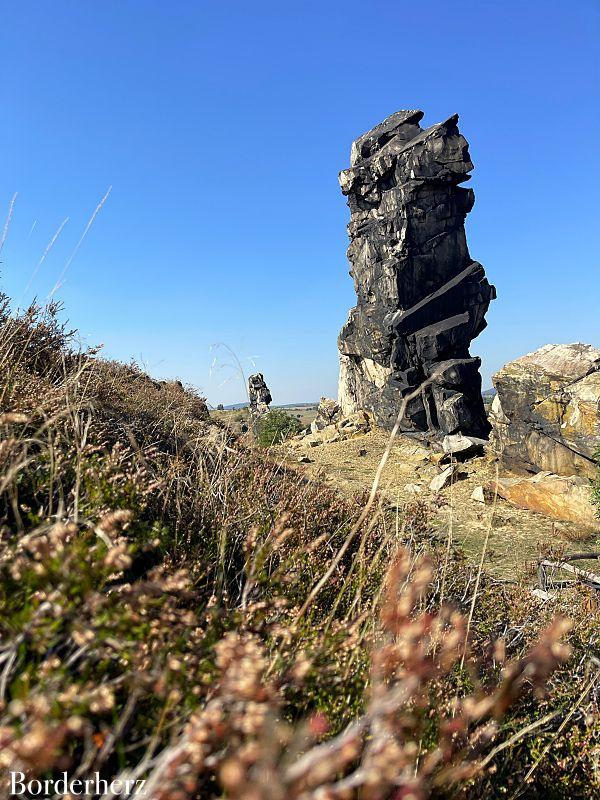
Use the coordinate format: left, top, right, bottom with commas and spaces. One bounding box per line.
338, 110, 496, 436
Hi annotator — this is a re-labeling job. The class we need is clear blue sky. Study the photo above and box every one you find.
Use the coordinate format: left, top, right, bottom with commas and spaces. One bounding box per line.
1, 1, 598, 406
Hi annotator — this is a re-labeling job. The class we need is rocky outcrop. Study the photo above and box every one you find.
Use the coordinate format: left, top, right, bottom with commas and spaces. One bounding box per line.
490, 344, 600, 479
338, 109, 495, 437
292, 409, 372, 449
248, 373, 272, 418
311, 397, 342, 434
488, 472, 599, 527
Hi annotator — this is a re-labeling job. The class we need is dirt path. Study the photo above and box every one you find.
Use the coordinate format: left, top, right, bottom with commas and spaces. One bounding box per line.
281, 430, 598, 578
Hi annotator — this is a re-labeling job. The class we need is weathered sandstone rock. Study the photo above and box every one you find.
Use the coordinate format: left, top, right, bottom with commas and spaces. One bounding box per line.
317, 397, 342, 425
296, 409, 372, 448
490, 344, 600, 479
442, 433, 486, 459
338, 410, 371, 435
489, 472, 598, 527
471, 486, 486, 503
311, 398, 342, 433
248, 373, 272, 418
338, 109, 495, 437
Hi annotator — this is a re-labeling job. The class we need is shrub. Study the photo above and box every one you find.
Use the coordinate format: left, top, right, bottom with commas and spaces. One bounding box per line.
255, 408, 302, 446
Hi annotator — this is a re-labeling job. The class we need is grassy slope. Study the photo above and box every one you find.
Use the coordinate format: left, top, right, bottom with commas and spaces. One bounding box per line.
0, 296, 598, 798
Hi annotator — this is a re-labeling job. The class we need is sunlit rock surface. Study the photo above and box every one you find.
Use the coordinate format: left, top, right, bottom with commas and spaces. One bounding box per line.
490, 343, 600, 479
489, 472, 598, 527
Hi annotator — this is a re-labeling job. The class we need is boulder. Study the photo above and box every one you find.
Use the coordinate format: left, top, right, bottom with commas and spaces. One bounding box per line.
490, 344, 600, 479
337, 109, 495, 437
442, 433, 486, 460
316, 397, 342, 425
488, 471, 598, 527
310, 418, 327, 434
309, 398, 343, 436
338, 410, 371, 435
323, 428, 341, 444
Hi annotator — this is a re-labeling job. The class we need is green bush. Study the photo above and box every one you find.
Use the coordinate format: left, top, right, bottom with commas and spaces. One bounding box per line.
255, 408, 302, 446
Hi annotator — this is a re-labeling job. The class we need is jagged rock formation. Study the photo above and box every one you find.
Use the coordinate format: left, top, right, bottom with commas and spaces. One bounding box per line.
490, 343, 600, 479
248, 373, 272, 417
337, 109, 495, 437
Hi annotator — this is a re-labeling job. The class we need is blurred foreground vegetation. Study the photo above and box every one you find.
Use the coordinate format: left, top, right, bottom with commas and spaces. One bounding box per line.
0, 293, 598, 798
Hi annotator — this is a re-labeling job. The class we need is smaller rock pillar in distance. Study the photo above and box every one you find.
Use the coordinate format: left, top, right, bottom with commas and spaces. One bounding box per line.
248, 373, 272, 418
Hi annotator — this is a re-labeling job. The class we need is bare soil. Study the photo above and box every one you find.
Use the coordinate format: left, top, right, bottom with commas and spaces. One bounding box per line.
281, 429, 600, 579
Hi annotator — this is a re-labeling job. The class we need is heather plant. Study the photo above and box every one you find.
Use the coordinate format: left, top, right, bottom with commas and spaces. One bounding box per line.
138, 551, 573, 800
0, 297, 598, 798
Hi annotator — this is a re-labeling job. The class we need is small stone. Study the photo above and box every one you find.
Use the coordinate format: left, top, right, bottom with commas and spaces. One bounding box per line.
471, 486, 485, 503
308, 439, 321, 448
531, 588, 557, 601
429, 464, 457, 492
358, 448, 367, 456
429, 452, 445, 466
298, 455, 312, 463
404, 483, 422, 494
